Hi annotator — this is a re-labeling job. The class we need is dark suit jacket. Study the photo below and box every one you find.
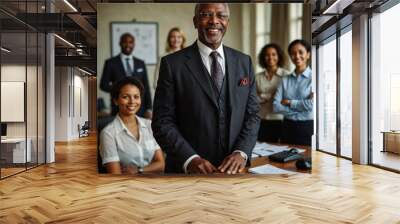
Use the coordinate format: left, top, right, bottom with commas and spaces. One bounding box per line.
100, 55, 152, 116
152, 43, 260, 173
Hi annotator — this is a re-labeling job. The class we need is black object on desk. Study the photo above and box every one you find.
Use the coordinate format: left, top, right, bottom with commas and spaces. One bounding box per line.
1, 123, 7, 138
296, 158, 311, 170
269, 148, 304, 163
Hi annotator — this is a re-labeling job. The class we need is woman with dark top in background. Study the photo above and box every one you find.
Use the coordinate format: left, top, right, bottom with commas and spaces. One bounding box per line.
273, 39, 313, 146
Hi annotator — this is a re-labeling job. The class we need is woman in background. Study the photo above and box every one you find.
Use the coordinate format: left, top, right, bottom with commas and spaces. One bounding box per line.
153, 27, 186, 89
100, 77, 164, 174
273, 39, 313, 146
256, 43, 289, 143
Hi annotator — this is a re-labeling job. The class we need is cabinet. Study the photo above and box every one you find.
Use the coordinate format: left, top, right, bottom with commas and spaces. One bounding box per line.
382, 131, 400, 154
1, 138, 32, 163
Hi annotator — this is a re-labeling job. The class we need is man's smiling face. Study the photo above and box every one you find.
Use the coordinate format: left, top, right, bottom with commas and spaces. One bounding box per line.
193, 3, 229, 50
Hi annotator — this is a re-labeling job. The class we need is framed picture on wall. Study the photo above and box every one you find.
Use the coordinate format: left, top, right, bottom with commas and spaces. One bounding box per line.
110, 21, 158, 65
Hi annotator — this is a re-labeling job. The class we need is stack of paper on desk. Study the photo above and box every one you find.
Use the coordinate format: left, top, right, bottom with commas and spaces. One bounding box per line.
248, 164, 297, 175
251, 142, 305, 158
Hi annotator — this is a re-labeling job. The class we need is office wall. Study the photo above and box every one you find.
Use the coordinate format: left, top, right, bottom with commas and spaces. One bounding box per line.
74, 73, 89, 138
88, 77, 97, 132
1, 2, 49, 178
54, 67, 89, 141
97, 3, 243, 109
1, 65, 42, 138
1, 62, 46, 170
55, 67, 70, 141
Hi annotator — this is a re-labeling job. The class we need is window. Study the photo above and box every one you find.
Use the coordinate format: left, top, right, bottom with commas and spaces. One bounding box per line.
317, 36, 337, 154
339, 28, 352, 158
289, 4, 303, 43
255, 4, 272, 73
370, 2, 400, 171
0, 1, 47, 179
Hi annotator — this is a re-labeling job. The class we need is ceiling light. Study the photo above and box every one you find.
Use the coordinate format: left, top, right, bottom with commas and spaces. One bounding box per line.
78, 67, 92, 76
1, 47, 11, 53
322, 0, 353, 15
54, 34, 75, 48
63, 0, 78, 12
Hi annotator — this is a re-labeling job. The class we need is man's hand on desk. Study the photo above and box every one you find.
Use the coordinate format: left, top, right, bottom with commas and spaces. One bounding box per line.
218, 152, 246, 174
187, 157, 217, 174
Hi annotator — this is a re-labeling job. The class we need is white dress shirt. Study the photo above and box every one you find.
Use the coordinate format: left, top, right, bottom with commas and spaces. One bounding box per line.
99, 115, 160, 168
182, 40, 248, 173
197, 39, 226, 76
120, 53, 134, 76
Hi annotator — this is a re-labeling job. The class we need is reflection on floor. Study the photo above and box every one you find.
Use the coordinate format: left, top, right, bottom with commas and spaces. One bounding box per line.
1, 167, 25, 178
0, 135, 400, 223
373, 150, 400, 171
0, 163, 42, 178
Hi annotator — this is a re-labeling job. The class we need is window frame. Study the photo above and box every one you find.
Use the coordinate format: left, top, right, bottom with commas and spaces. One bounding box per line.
315, 22, 353, 160
368, 0, 400, 172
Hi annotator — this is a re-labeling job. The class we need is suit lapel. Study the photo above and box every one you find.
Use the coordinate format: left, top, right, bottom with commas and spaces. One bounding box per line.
224, 46, 237, 111
185, 43, 218, 108
131, 57, 137, 76
116, 55, 127, 77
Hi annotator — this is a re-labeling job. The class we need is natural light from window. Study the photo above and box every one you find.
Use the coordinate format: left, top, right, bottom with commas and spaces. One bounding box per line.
371, 3, 400, 169
318, 37, 337, 154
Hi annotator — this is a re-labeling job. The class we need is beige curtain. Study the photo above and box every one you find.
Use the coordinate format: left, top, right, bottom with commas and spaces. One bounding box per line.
302, 4, 312, 45
270, 4, 290, 68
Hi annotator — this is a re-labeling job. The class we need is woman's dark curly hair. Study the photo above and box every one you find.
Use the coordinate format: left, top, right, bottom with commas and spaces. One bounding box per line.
258, 43, 286, 69
288, 39, 311, 54
111, 76, 145, 101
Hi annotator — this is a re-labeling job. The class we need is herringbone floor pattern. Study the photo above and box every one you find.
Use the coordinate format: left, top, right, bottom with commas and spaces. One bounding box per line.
1, 135, 400, 223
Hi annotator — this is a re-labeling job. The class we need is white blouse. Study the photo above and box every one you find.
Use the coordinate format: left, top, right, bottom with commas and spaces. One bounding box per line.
256, 67, 290, 120
100, 115, 160, 168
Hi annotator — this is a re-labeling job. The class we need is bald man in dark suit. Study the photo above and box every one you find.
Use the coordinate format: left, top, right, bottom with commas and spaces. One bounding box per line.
152, 3, 260, 174
100, 33, 152, 118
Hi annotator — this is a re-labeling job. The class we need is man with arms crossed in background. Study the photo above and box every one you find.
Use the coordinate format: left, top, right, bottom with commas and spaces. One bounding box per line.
152, 3, 260, 174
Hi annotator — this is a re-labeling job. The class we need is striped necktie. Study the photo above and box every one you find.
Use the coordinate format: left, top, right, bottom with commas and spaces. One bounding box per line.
125, 58, 133, 76
210, 51, 223, 91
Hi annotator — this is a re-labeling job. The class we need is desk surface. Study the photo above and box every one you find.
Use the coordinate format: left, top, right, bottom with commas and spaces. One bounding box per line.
381, 131, 400, 134
247, 144, 311, 174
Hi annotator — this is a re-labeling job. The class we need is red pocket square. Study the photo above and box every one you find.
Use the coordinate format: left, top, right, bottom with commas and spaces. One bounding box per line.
239, 77, 249, 86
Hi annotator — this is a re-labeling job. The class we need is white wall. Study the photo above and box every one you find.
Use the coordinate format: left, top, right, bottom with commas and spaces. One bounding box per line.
54, 67, 89, 141
1, 65, 39, 137
1, 64, 46, 163
1, 65, 27, 139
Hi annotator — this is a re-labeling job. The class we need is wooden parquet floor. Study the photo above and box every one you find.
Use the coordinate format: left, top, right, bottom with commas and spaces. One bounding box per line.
1, 135, 400, 223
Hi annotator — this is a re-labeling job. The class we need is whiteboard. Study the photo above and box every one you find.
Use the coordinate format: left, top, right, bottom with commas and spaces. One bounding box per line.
111, 22, 158, 65
1, 82, 25, 122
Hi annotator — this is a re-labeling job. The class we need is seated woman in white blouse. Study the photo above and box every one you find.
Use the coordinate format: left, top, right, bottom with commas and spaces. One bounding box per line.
100, 77, 164, 174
